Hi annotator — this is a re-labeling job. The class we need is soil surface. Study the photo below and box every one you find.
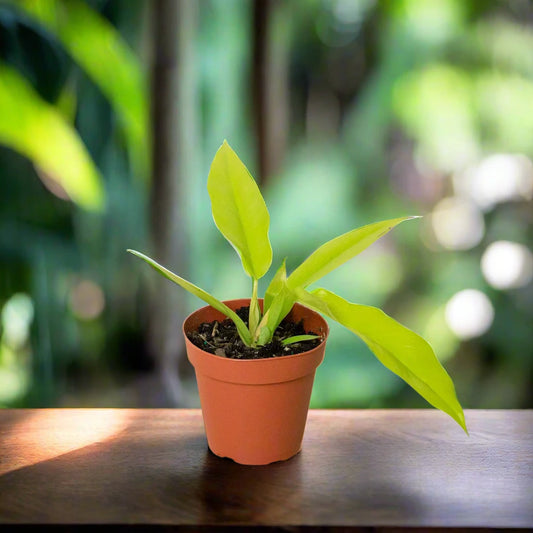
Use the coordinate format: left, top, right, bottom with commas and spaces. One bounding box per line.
187, 306, 322, 359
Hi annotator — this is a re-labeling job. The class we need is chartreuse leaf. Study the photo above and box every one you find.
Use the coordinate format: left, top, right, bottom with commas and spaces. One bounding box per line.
282, 335, 320, 346
256, 286, 295, 345
287, 217, 417, 289
207, 141, 272, 280
0, 63, 104, 211
127, 249, 252, 346
15, 0, 149, 177
295, 288, 467, 432
264, 259, 287, 311
256, 261, 296, 345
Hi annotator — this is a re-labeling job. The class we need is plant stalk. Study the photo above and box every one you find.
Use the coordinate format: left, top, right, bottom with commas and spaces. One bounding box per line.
249, 278, 261, 345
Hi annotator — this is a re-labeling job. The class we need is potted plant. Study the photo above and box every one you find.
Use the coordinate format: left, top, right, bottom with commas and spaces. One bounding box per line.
128, 141, 466, 465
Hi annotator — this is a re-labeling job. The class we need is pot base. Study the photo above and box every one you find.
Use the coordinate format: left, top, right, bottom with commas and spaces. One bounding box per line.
208, 445, 302, 466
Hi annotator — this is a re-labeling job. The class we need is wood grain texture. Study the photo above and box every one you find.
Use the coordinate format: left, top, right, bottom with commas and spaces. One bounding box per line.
0, 409, 531, 530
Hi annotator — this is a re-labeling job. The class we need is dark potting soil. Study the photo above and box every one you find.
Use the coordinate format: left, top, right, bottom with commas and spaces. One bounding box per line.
187, 306, 322, 359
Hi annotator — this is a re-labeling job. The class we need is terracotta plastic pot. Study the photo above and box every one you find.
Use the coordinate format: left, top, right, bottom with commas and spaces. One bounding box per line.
184, 298, 329, 465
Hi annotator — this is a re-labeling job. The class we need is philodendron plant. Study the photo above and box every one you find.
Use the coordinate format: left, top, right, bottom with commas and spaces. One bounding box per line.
129, 141, 467, 432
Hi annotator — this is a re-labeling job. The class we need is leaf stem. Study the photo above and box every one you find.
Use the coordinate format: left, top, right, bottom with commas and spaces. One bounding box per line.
249, 278, 261, 345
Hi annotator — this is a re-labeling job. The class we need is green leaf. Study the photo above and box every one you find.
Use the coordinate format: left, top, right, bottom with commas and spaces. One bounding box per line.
207, 141, 272, 279
256, 262, 296, 345
282, 335, 321, 346
296, 288, 467, 432
256, 326, 272, 346
287, 217, 417, 289
127, 249, 252, 346
15, 0, 149, 177
264, 259, 287, 311
255, 286, 295, 345
0, 63, 104, 211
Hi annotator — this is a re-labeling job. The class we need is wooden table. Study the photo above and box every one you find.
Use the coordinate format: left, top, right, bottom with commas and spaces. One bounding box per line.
0, 409, 531, 531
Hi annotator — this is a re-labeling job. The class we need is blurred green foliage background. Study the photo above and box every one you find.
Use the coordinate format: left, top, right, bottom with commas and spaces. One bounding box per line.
1, 0, 532, 410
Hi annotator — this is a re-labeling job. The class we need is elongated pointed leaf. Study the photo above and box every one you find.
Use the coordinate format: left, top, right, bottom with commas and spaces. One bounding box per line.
296, 288, 467, 432
128, 249, 252, 346
207, 141, 272, 279
0, 63, 104, 211
287, 217, 417, 289
282, 335, 320, 346
256, 261, 296, 344
264, 259, 287, 311
255, 285, 295, 345
15, 0, 149, 177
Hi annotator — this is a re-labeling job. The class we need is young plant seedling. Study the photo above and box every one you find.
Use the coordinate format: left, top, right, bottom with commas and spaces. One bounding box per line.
128, 141, 467, 432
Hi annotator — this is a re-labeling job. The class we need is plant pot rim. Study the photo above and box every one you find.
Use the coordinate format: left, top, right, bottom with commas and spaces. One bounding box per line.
182, 298, 329, 364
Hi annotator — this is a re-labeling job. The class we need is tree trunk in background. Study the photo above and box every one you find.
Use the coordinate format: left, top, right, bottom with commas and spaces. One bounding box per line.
252, 0, 268, 184
252, 0, 290, 184
149, 0, 197, 406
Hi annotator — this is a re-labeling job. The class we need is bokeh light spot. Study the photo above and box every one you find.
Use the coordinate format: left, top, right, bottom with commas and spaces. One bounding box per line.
431, 196, 485, 250
69, 280, 105, 320
1, 293, 34, 349
457, 153, 533, 211
445, 289, 494, 340
481, 241, 533, 289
